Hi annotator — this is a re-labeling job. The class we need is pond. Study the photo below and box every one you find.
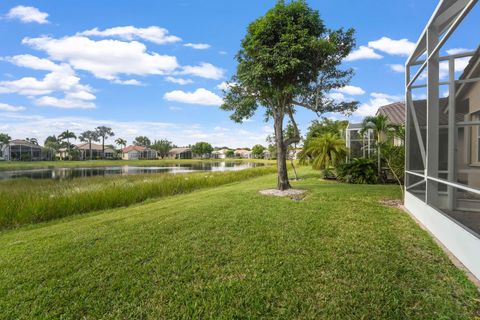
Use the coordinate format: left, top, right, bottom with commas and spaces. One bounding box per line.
0, 162, 265, 181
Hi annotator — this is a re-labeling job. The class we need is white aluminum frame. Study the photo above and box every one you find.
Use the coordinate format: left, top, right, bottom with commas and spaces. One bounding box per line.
405, 0, 480, 280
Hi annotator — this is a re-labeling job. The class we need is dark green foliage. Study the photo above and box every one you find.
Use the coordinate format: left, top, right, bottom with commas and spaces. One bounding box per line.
191, 141, 214, 158
134, 136, 151, 147
251, 144, 266, 159
152, 139, 173, 158
337, 158, 378, 184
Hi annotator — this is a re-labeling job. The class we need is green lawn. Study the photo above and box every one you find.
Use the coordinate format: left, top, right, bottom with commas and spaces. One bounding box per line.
0, 168, 478, 319
0, 158, 274, 171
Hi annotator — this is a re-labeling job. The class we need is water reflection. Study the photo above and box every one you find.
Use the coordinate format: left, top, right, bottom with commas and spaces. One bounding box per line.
0, 162, 264, 181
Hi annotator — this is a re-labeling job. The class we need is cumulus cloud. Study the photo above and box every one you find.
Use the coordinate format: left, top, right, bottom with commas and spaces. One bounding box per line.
163, 88, 223, 106
388, 64, 405, 73
0, 103, 25, 112
6, 5, 49, 24
446, 48, 471, 55
78, 26, 181, 45
22, 36, 179, 81
179, 63, 225, 80
184, 43, 211, 50
165, 76, 193, 85
0, 57, 96, 109
113, 79, 143, 86
355, 93, 402, 117
345, 46, 382, 62
334, 85, 365, 95
368, 37, 416, 56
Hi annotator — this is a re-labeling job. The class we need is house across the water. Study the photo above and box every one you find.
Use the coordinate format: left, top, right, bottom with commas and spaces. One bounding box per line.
168, 147, 192, 159
0, 139, 53, 161
121, 145, 157, 160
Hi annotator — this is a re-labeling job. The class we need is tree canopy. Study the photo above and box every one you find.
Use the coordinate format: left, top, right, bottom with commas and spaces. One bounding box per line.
221, 0, 357, 190
192, 142, 213, 158
251, 144, 266, 159
152, 139, 173, 159
134, 136, 151, 147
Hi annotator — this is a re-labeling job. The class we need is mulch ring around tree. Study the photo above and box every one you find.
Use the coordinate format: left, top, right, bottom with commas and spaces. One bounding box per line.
259, 189, 307, 201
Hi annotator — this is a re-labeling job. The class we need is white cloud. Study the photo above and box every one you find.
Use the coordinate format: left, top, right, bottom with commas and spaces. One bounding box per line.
0, 59, 96, 109
23, 36, 179, 81
78, 26, 181, 45
0, 103, 25, 112
446, 48, 471, 55
34, 96, 95, 109
388, 64, 405, 73
113, 79, 143, 86
368, 37, 416, 56
345, 46, 382, 62
164, 88, 223, 106
165, 76, 193, 85
2, 54, 61, 71
216, 81, 232, 91
334, 85, 365, 95
6, 5, 49, 24
355, 92, 401, 117
326, 92, 345, 102
184, 43, 211, 50
179, 62, 225, 80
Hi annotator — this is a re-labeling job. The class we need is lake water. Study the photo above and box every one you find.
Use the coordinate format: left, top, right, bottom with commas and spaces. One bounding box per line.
0, 162, 264, 181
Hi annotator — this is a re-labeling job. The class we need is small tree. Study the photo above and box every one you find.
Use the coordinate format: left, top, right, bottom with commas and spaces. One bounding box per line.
134, 136, 151, 147
299, 133, 346, 171
59, 130, 76, 160
115, 138, 127, 151
79, 130, 99, 160
192, 142, 213, 158
44, 135, 61, 151
360, 115, 395, 179
152, 139, 173, 159
0, 133, 11, 157
285, 121, 302, 180
225, 149, 235, 158
251, 144, 266, 159
221, 0, 357, 190
95, 126, 114, 159
305, 117, 348, 141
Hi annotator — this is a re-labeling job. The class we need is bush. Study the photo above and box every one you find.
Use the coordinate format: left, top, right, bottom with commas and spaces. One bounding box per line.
336, 158, 378, 184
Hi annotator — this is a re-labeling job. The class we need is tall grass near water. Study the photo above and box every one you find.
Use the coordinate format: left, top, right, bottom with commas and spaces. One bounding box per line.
0, 166, 276, 229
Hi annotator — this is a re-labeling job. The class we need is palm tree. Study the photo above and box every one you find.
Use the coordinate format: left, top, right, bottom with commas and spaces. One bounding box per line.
299, 133, 346, 170
59, 130, 77, 160
95, 126, 114, 159
26, 137, 39, 145
115, 138, 127, 150
79, 131, 99, 160
360, 114, 395, 178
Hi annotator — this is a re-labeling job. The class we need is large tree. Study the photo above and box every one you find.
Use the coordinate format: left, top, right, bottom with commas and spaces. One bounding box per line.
305, 117, 348, 141
95, 126, 114, 159
134, 136, 151, 147
79, 130, 99, 160
251, 144, 266, 159
44, 135, 61, 151
221, 0, 357, 190
191, 142, 213, 158
152, 139, 173, 159
59, 130, 76, 160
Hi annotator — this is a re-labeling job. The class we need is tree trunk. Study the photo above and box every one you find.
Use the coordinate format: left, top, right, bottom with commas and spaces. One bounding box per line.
274, 114, 290, 191
89, 141, 92, 160
102, 138, 105, 160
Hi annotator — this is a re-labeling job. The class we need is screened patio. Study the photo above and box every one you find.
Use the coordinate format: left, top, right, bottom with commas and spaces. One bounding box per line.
405, 0, 480, 280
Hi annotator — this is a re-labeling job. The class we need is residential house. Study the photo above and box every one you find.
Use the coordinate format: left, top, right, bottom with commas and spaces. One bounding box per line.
168, 147, 192, 159
121, 145, 157, 160
212, 149, 230, 159
77, 143, 115, 160
1, 139, 53, 161
234, 149, 252, 159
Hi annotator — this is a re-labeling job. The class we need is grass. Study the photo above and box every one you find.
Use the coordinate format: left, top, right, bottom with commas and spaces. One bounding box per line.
0, 158, 275, 171
0, 167, 478, 319
0, 165, 276, 229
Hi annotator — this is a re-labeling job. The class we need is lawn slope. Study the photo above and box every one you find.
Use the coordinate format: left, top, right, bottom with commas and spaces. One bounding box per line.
0, 168, 478, 319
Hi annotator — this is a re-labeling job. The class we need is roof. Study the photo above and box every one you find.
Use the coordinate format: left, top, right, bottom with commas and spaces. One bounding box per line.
169, 147, 191, 154
235, 149, 251, 154
122, 145, 146, 153
77, 143, 114, 152
9, 139, 42, 148
376, 102, 406, 125
347, 123, 362, 130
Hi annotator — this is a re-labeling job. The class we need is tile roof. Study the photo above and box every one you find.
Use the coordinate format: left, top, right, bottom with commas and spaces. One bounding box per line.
122, 145, 147, 153
376, 102, 406, 125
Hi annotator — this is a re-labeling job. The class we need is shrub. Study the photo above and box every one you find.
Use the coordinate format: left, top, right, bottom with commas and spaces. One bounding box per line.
336, 158, 378, 184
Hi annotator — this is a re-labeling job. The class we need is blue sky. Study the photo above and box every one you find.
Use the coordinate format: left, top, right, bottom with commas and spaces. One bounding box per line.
0, 0, 479, 147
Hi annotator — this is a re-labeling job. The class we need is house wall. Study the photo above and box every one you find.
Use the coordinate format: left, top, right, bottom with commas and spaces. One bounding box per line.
462, 79, 480, 187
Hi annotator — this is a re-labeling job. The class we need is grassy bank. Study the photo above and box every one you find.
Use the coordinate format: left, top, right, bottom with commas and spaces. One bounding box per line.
0, 167, 478, 319
0, 166, 276, 229
0, 158, 275, 171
